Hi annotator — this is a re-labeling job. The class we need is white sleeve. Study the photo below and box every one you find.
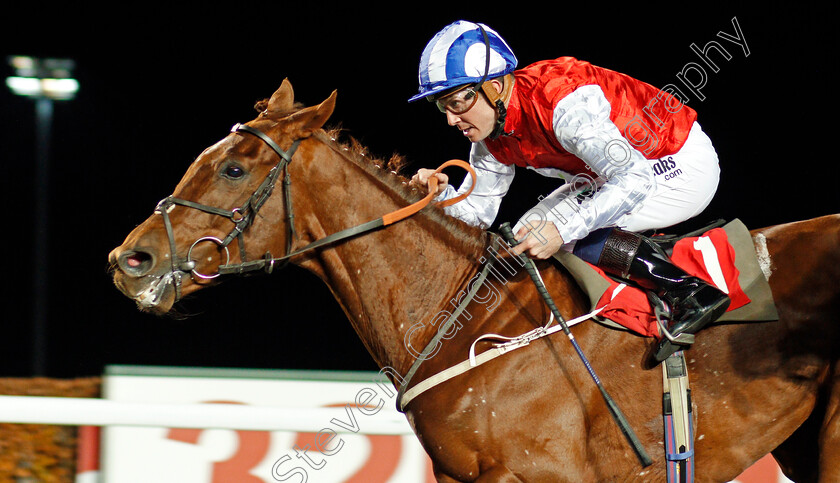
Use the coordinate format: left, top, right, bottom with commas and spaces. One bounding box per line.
542, 84, 656, 243
436, 141, 515, 229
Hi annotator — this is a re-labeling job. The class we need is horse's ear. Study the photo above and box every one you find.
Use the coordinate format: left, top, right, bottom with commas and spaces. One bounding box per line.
289, 90, 337, 137
265, 79, 295, 115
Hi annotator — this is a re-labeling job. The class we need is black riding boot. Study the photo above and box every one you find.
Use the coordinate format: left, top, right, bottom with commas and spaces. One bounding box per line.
592, 228, 731, 361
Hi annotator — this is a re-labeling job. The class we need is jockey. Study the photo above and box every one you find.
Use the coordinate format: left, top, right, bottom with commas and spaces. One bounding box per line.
408, 20, 730, 361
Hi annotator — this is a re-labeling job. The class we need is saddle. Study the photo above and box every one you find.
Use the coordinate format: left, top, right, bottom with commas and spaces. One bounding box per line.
552, 219, 779, 335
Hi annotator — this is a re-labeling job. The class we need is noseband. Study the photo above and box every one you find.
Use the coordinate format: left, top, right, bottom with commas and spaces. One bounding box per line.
153, 122, 475, 303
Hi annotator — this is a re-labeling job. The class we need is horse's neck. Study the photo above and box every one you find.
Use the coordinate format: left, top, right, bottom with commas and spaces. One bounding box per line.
294, 145, 486, 375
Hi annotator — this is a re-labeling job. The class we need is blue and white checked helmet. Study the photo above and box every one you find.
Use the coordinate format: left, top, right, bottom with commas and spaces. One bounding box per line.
408, 21, 518, 102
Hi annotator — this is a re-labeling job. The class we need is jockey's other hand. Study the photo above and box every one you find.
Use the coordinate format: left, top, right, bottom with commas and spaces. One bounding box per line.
511, 222, 564, 260
410, 168, 449, 196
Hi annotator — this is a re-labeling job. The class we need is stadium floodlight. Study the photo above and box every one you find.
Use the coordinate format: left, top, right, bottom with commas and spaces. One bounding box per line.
6, 56, 79, 100
6, 55, 79, 376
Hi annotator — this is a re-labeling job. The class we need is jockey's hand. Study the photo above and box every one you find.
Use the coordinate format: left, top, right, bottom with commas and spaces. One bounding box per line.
410, 168, 449, 196
510, 222, 565, 260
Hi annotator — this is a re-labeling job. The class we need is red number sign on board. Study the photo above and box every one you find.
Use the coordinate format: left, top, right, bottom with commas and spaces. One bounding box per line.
166, 401, 435, 482
166, 401, 271, 483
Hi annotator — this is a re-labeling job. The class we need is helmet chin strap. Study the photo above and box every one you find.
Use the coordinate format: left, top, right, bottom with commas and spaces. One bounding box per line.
480, 74, 514, 139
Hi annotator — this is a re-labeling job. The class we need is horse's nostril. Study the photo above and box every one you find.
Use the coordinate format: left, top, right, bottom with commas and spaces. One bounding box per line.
118, 250, 155, 276
126, 254, 144, 268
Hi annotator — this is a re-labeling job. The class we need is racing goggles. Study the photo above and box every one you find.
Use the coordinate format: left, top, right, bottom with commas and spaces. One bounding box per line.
433, 85, 480, 114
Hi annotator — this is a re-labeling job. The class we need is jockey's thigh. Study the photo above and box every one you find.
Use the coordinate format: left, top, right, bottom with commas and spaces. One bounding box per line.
617, 122, 721, 232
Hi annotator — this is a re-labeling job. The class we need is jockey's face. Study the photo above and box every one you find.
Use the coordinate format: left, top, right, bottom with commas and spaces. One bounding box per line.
438, 80, 502, 143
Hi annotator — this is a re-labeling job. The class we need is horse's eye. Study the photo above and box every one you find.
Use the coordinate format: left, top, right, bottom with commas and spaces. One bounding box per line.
222, 164, 246, 180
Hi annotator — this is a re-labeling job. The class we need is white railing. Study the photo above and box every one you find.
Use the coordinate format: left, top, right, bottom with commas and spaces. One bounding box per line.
0, 395, 413, 434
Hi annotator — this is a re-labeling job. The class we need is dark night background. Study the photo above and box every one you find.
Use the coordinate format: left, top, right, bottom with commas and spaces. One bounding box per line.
1, 6, 833, 379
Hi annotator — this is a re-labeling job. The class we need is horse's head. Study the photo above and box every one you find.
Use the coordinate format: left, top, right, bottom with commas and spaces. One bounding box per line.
109, 79, 336, 314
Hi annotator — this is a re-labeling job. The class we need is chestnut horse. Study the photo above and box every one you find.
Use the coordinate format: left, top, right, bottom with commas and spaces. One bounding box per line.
109, 80, 840, 482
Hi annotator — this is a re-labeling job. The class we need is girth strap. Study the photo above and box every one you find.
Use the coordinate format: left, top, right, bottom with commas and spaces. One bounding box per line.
399, 302, 607, 410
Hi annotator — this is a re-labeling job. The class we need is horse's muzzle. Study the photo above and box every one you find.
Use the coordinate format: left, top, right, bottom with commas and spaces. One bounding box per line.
109, 244, 180, 314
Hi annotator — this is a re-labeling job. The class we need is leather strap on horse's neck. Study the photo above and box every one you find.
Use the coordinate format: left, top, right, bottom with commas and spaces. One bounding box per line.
395, 235, 501, 412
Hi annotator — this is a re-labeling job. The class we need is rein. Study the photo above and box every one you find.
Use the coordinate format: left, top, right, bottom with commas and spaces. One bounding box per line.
218, 157, 474, 276
153, 122, 475, 300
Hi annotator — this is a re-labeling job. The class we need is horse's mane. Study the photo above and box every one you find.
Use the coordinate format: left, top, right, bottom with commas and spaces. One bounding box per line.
316, 126, 488, 254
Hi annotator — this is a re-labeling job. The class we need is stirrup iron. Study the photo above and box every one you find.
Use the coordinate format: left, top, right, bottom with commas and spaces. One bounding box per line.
647, 292, 695, 345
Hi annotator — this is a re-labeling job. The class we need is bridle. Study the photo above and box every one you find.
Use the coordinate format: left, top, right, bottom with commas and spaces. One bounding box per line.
153, 121, 487, 413
153, 122, 474, 302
